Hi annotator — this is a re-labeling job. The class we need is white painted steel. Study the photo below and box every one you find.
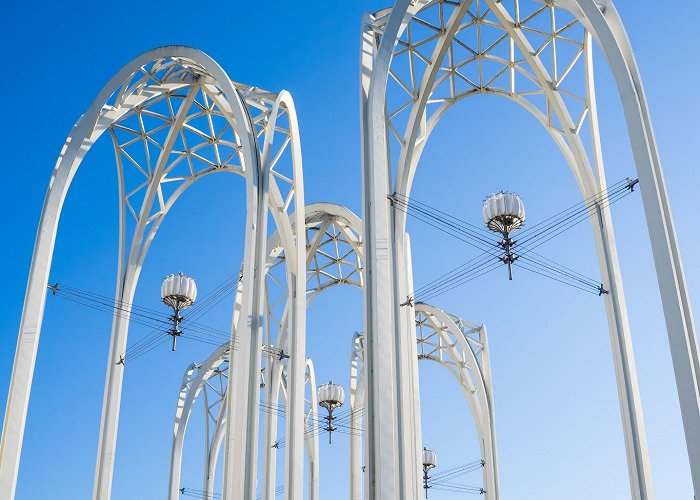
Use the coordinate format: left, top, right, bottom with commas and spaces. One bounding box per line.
360, 0, 697, 497
168, 203, 364, 499
170, 203, 497, 498
0, 46, 306, 500
350, 303, 497, 498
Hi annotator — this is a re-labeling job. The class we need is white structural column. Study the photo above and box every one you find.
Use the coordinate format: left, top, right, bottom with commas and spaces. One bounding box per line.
262, 361, 283, 500
360, 7, 410, 497
572, 1, 700, 495
303, 359, 320, 500
224, 88, 306, 500
274, 93, 308, 500
581, 29, 654, 499
395, 232, 422, 499
350, 305, 498, 498
169, 204, 362, 499
349, 334, 366, 500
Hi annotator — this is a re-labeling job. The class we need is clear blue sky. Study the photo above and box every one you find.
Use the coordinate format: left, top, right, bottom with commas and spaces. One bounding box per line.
1, 1, 699, 499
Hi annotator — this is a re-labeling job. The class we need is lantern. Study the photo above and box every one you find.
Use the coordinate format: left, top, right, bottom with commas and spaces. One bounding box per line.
161, 272, 197, 351
422, 447, 438, 498
483, 191, 525, 280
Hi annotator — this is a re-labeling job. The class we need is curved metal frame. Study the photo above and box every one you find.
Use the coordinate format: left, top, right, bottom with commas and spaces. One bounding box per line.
168, 203, 363, 499
171, 203, 498, 499
361, 1, 699, 498
349, 304, 496, 497
0, 46, 306, 500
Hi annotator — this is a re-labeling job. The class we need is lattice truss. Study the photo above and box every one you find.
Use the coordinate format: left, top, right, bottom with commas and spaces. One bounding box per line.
169, 202, 496, 498
367, 0, 596, 180
264, 205, 364, 349
350, 304, 491, 429
175, 307, 491, 498
171, 345, 320, 498
102, 56, 299, 261
415, 305, 489, 416
350, 304, 495, 495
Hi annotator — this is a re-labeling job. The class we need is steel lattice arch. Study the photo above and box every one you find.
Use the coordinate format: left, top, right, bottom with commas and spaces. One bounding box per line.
0, 1, 698, 500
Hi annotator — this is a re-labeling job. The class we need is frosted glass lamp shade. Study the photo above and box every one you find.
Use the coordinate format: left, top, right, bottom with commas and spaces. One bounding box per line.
318, 381, 345, 411
161, 272, 197, 309
483, 191, 525, 233
422, 448, 437, 469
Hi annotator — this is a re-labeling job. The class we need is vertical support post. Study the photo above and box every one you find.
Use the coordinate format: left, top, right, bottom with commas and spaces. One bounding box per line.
0, 183, 66, 499
591, 201, 655, 500
584, 29, 654, 500
349, 336, 364, 500
285, 273, 306, 500
0, 107, 99, 499
262, 362, 281, 500
223, 160, 268, 500
479, 325, 499, 500
396, 232, 422, 499
577, 4, 700, 495
360, 6, 413, 496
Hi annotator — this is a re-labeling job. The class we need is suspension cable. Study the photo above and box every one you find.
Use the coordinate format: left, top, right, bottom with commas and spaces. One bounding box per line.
397, 178, 636, 300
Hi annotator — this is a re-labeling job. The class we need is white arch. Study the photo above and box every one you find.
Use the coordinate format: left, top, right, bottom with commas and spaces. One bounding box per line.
0, 46, 306, 500
168, 203, 363, 499
361, 1, 699, 497
172, 203, 498, 498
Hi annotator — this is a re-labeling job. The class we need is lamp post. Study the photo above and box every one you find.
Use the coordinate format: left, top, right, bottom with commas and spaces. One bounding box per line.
161, 272, 197, 351
317, 381, 345, 444
483, 191, 526, 280
422, 447, 437, 498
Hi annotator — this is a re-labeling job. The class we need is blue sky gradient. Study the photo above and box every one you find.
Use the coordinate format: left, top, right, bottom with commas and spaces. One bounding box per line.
1, 1, 699, 499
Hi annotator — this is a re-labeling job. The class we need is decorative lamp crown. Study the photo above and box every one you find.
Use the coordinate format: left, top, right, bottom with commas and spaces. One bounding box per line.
318, 381, 345, 411
161, 272, 197, 310
483, 191, 525, 233
422, 447, 437, 470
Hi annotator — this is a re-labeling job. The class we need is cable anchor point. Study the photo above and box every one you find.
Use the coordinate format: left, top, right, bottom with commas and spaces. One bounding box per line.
47, 283, 59, 295
400, 295, 414, 307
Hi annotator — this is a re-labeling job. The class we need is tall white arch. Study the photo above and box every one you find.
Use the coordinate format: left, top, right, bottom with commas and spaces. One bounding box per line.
0, 46, 306, 500
360, 1, 699, 498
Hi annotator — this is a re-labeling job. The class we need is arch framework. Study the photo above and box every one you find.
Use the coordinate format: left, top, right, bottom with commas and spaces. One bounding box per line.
0, 46, 307, 500
169, 203, 498, 499
360, 1, 699, 498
